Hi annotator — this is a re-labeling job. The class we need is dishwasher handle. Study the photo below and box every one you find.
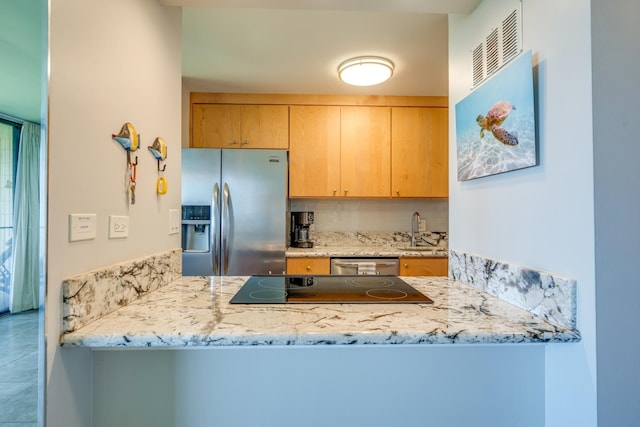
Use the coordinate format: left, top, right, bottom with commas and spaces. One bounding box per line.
332, 261, 398, 268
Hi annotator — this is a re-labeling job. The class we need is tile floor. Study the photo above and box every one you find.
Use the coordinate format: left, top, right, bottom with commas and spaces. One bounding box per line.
0, 310, 39, 426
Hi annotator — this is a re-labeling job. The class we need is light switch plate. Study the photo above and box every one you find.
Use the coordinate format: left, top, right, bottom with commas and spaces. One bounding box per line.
169, 209, 180, 235
109, 215, 129, 239
69, 213, 97, 242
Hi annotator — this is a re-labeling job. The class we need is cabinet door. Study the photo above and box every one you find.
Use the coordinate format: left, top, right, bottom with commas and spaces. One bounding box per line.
191, 104, 241, 148
240, 105, 289, 149
286, 257, 331, 274
391, 107, 448, 197
289, 106, 341, 197
340, 106, 391, 197
399, 257, 448, 276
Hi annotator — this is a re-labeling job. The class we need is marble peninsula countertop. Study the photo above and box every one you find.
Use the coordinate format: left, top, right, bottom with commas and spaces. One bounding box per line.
59, 275, 579, 349
286, 246, 448, 258
285, 231, 449, 258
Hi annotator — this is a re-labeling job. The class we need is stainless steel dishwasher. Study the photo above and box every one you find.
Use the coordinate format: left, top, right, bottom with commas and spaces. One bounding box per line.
330, 258, 400, 275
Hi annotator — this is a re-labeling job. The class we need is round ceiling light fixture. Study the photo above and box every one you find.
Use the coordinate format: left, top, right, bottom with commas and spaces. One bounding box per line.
337, 56, 395, 86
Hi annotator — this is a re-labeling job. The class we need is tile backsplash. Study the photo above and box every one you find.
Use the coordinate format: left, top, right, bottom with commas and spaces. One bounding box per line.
290, 198, 448, 232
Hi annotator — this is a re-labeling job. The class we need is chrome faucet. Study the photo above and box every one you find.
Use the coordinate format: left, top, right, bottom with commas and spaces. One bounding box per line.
411, 212, 421, 247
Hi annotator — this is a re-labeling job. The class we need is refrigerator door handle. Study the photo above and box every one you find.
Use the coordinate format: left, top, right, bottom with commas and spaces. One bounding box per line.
212, 183, 220, 275
222, 182, 231, 275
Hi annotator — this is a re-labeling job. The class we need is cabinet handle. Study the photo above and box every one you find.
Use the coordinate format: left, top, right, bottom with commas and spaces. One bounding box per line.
395, 189, 400, 195
404, 263, 408, 268
241, 140, 249, 145
306, 265, 311, 271
230, 139, 238, 145
344, 189, 349, 195
333, 189, 337, 195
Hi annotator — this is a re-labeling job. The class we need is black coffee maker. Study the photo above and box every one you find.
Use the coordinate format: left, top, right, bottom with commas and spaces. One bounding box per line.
290, 211, 314, 248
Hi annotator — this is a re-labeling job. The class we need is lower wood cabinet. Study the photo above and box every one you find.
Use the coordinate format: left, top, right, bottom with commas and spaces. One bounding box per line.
399, 257, 448, 276
286, 257, 331, 275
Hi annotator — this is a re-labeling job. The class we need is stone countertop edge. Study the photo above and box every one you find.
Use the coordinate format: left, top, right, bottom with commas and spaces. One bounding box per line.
59, 275, 580, 349
286, 246, 448, 258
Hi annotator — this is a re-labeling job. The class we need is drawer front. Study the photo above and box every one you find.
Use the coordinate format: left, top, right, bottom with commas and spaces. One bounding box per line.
286, 257, 331, 275
399, 257, 448, 276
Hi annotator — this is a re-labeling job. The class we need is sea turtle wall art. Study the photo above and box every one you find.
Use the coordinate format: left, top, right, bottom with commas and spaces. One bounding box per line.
455, 50, 537, 181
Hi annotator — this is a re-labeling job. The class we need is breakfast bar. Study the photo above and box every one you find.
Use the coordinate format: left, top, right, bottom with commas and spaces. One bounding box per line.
60, 274, 579, 349
58, 251, 581, 426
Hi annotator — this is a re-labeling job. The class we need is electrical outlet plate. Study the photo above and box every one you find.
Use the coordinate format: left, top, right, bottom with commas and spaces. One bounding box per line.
169, 209, 180, 235
418, 218, 427, 232
109, 215, 129, 239
69, 213, 97, 242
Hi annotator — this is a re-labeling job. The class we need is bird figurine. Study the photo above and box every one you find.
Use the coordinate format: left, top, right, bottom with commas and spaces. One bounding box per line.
112, 122, 140, 152
112, 122, 140, 204
149, 137, 168, 194
148, 137, 167, 161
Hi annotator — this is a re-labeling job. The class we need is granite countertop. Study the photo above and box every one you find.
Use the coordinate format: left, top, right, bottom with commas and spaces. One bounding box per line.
59, 275, 579, 349
285, 231, 449, 258
286, 246, 448, 258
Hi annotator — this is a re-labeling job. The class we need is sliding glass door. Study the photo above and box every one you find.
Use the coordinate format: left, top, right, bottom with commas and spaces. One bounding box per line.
0, 120, 19, 313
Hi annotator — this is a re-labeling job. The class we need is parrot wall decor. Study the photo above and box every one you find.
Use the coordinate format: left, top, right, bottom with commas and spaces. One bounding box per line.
148, 137, 168, 195
112, 122, 140, 204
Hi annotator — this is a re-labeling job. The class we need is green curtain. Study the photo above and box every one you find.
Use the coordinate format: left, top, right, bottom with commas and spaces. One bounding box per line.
10, 122, 40, 313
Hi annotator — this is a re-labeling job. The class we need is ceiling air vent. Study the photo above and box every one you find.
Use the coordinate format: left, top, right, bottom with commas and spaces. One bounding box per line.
485, 28, 500, 76
472, 44, 484, 87
471, 6, 522, 88
502, 9, 520, 63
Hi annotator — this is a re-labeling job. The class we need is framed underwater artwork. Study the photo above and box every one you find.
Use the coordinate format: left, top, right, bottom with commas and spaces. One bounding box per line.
455, 50, 537, 181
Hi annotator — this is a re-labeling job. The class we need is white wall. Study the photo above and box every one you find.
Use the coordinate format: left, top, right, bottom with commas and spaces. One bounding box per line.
46, 1, 182, 426
93, 345, 545, 427
449, 1, 596, 426
592, 0, 640, 425
181, 81, 190, 148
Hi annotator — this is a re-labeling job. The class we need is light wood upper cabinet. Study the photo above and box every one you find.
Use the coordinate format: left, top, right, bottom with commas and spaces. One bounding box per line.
191, 104, 240, 148
191, 104, 289, 149
289, 106, 341, 197
391, 107, 448, 198
190, 94, 449, 198
289, 105, 391, 198
240, 105, 289, 149
340, 106, 391, 197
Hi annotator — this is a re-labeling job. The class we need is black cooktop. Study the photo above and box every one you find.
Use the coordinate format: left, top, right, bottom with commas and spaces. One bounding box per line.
229, 275, 433, 304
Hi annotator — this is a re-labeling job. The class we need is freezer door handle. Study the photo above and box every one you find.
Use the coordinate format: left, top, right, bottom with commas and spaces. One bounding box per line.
222, 182, 231, 275
212, 183, 220, 275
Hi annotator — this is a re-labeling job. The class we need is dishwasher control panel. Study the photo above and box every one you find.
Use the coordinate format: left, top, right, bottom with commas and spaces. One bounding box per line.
330, 258, 399, 275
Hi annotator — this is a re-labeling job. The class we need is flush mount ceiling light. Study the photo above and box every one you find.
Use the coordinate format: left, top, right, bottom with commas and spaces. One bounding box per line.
337, 56, 395, 86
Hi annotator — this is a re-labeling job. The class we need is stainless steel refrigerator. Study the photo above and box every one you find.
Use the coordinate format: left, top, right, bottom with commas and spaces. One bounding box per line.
181, 148, 287, 276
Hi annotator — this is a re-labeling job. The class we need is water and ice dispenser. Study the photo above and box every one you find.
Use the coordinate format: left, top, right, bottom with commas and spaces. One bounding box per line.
181, 205, 211, 252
